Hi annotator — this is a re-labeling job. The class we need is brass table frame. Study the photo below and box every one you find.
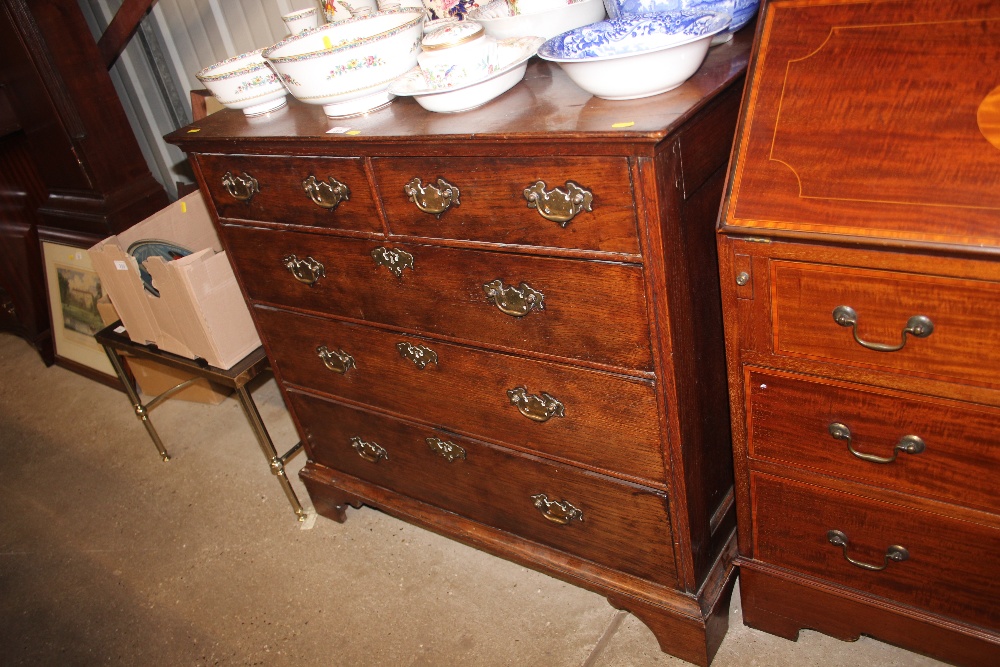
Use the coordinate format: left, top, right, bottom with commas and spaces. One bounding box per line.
95, 321, 307, 522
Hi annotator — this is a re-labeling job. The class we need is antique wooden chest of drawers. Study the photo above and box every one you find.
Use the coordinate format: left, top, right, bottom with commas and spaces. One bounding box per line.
717, 1, 1000, 665
167, 35, 751, 666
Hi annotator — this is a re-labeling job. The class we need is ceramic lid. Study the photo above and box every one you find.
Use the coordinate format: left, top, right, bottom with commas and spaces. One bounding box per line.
422, 21, 485, 51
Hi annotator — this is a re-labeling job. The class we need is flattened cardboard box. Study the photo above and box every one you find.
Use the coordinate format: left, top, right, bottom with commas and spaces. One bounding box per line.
89, 192, 260, 370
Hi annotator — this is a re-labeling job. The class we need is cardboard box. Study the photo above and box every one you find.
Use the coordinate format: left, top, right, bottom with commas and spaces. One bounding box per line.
89, 192, 260, 369
96, 296, 232, 404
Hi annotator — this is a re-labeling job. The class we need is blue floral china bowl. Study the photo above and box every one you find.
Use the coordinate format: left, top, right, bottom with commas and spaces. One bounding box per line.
536, 11, 729, 99
537, 10, 730, 61
604, 0, 758, 34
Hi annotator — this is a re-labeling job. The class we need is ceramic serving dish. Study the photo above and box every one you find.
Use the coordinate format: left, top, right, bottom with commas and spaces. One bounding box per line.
537, 11, 730, 99
195, 49, 288, 117
389, 36, 544, 113
418, 20, 499, 87
262, 8, 424, 118
603, 0, 759, 37
468, 0, 606, 40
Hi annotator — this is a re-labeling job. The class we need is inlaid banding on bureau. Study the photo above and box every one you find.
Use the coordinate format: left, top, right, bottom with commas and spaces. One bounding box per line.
256, 307, 665, 485
291, 389, 677, 586
225, 225, 653, 373
745, 368, 1000, 514
372, 156, 639, 255
751, 472, 1000, 630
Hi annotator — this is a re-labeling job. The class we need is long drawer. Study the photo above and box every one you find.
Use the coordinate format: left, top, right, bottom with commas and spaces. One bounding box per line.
225, 225, 653, 372
289, 389, 677, 587
256, 306, 664, 483
751, 472, 1000, 630
746, 368, 1000, 514
768, 261, 1000, 388
197, 153, 381, 232
371, 156, 640, 254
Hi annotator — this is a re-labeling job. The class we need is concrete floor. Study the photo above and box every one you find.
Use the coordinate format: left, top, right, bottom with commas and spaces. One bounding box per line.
0, 332, 948, 666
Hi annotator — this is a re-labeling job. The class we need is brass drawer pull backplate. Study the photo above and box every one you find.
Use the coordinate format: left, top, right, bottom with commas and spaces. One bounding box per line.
222, 171, 259, 203
827, 422, 926, 464
826, 529, 909, 571
404, 176, 460, 217
371, 247, 414, 277
350, 436, 388, 463
832, 305, 934, 352
283, 254, 326, 286
426, 437, 466, 462
482, 279, 545, 317
507, 386, 565, 422
303, 175, 350, 210
523, 180, 593, 227
531, 493, 583, 524
397, 342, 438, 369
317, 345, 355, 374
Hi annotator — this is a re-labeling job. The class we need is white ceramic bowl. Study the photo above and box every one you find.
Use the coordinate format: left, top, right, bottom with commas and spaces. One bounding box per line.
603, 0, 759, 35
468, 0, 606, 40
263, 8, 425, 118
195, 49, 288, 116
537, 11, 729, 99
282, 7, 322, 35
390, 36, 543, 112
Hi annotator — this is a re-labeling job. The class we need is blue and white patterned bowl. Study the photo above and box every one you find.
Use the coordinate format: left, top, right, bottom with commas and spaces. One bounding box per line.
537, 11, 729, 99
604, 0, 758, 34
537, 10, 729, 60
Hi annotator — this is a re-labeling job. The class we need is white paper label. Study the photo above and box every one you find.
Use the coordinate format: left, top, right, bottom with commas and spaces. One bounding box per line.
114, 260, 129, 271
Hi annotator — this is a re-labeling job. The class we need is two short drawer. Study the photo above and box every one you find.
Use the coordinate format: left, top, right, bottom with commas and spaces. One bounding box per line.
290, 388, 677, 587
255, 306, 665, 485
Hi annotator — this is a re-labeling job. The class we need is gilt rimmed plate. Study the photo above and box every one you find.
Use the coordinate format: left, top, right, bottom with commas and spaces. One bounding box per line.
388, 36, 544, 112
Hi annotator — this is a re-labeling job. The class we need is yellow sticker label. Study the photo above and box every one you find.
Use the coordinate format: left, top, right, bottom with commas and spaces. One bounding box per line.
187, 128, 201, 133
323, 36, 332, 49
612, 122, 635, 128
180, 201, 187, 213
346, 130, 362, 135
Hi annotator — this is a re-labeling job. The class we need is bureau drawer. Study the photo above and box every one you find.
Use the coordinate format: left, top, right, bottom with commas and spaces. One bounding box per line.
371, 157, 640, 254
747, 368, 1000, 514
225, 225, 653, 372
770, 261, 1000, 388
751, 472, 1000, 631
196, 153, 381, 233
256, 307, 664, 484
290, 389, 677, 587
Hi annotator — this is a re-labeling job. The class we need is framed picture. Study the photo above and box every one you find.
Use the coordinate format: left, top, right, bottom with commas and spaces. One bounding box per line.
41, 239, 119, 386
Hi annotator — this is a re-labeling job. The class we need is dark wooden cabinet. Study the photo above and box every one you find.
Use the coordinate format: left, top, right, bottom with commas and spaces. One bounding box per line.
718, 1, 1000, 665
0, 0, 166, 366
168, 34, 751, 666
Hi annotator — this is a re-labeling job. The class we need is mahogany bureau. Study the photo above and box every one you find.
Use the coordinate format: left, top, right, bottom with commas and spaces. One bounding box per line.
717, 1, 1000, 665
167, 35, 751, 666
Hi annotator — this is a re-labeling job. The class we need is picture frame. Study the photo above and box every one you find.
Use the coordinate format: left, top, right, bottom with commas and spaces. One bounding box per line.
41, 239, 120, 388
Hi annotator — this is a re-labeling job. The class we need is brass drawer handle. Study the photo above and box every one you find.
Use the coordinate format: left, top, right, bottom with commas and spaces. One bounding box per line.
350, 436, 388, 463
371, 247, 414, 277
303, 175, 350, 210
222, 171, 259, 202
827, 422, 926, 464
507, 386, 565, 422
482, 279, 545, 317
404, 177, 460, 218
523, 180, 593, 227
826, 530, 909, 571
283, 254, 326, 286
531, 493, 583, 525
426, 437, 466, 462
832, 305, 934, 352
397, 341, 438, 369
317, 345, 355, 374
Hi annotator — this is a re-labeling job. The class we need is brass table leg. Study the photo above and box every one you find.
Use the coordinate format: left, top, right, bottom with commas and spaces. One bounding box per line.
102, 345, 171, 462
234, 385, 307, 522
